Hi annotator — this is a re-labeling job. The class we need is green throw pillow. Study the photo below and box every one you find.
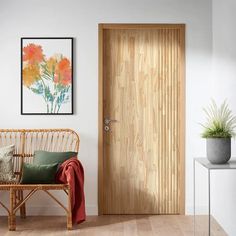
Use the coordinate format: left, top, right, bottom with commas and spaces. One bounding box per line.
34, 151, 77, 165
21, 163, 58, 184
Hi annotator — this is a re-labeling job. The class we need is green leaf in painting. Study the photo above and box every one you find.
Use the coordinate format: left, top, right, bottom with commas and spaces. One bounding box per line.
44, 86, 54, 102
30, 82, 44, 95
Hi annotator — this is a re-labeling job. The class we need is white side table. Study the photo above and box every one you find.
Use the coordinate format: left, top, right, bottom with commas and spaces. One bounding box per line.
193, 158, 236, 235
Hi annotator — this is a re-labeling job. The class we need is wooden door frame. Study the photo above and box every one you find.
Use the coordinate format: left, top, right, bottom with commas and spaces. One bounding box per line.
98, 23, 185, 215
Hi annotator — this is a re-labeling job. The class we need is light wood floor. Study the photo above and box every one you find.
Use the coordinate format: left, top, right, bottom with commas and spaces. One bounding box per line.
0, 215, 227, 236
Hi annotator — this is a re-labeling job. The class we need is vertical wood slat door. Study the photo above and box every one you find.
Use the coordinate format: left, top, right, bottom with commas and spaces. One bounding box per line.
99, 24, 185, 214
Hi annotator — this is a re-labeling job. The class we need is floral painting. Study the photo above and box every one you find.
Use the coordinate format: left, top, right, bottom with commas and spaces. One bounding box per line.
21, 38, 73, 114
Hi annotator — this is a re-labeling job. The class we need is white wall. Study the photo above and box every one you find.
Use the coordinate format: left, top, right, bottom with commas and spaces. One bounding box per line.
211, 0, 236, 235
0, 0, 212, 216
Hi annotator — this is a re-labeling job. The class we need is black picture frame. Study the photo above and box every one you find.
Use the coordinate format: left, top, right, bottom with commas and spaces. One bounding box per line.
21, 37, 74, 115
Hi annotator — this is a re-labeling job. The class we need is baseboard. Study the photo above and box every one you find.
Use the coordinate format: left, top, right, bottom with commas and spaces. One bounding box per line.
0, 205, 98, 216
3, 205, 204, 216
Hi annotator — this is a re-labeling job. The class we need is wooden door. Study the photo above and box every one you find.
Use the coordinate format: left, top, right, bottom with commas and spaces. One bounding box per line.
99, 24, 185, 214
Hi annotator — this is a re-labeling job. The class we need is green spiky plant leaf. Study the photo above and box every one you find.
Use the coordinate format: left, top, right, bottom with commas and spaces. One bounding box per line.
201, 100, 236, 138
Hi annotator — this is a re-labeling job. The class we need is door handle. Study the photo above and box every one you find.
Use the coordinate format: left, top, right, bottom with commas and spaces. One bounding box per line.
104, 118, 118, 125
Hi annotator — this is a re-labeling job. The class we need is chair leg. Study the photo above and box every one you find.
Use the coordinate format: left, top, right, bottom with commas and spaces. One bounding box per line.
13, 190, 16, 208
9, 188, 16, 231
19, 190, 26, 219
67, 187, 72, 230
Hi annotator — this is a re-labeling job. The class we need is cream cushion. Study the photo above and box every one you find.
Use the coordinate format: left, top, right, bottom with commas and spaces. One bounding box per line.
0, 145, 16, 182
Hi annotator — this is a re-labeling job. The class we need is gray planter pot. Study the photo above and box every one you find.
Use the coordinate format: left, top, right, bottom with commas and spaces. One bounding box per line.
206, 138, 231, 164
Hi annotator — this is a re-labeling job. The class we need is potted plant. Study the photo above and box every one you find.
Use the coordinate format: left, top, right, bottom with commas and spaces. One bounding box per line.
201, 100, 236, 164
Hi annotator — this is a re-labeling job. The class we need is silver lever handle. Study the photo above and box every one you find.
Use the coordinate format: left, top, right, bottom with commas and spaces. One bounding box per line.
104, 118, 118, 125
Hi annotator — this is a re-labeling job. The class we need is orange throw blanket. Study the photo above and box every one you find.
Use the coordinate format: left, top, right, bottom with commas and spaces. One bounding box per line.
55, 157, 86, 224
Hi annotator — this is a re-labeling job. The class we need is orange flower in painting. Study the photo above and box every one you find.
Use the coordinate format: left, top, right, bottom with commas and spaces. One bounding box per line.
54, 58, 71, 86
23, 44, 44, 64
23, 64, 40, 87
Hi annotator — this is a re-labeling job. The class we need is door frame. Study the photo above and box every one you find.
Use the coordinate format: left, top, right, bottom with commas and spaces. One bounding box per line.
98, 23, 185, 215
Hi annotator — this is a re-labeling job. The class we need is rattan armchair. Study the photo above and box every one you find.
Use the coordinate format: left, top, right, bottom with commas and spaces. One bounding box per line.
0, 129, 80, 231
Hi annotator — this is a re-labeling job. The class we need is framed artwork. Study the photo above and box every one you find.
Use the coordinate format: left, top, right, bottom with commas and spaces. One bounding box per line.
21, 37, 73, 115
